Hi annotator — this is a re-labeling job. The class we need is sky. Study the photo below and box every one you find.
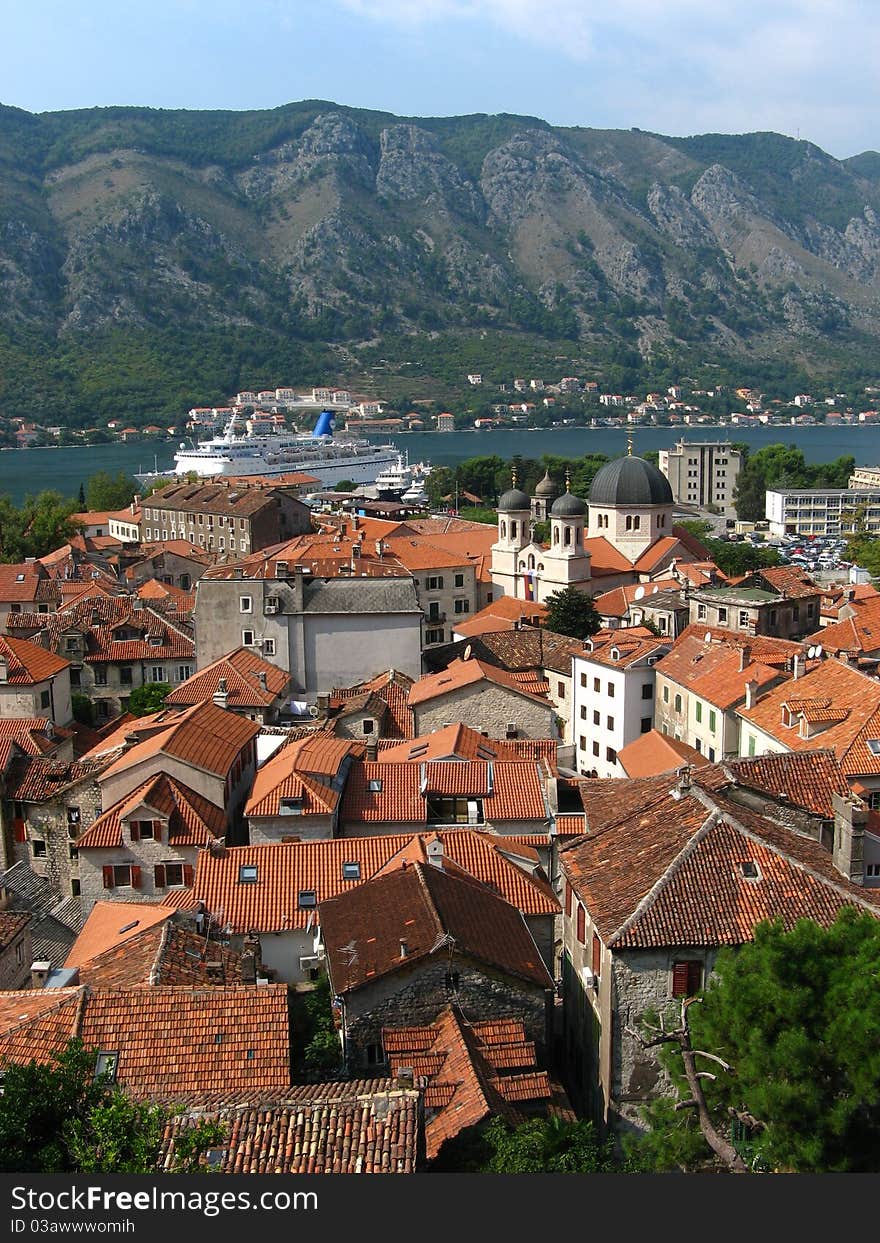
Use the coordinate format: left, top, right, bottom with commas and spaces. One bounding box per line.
2, 1, 879, 159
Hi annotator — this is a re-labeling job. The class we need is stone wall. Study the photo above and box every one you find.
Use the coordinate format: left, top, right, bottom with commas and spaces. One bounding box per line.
413, 682, 556, 740
339, 953, 550, 1068
79, 838, 201, 913
11, 776, 104, 899
0, 919, 32, 990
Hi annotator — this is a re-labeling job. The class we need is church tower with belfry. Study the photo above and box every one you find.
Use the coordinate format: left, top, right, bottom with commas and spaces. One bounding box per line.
491, 468, 591, 603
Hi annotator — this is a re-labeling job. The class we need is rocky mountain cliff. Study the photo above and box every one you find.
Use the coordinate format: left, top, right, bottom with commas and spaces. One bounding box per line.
2, 100, 880, 418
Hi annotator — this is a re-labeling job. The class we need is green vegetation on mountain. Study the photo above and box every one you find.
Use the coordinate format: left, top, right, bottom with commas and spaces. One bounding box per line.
3, 103, 880, 423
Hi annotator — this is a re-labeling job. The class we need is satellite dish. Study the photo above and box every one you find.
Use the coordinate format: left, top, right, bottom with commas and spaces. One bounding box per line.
634, 586, 645, 600
704, 631, 712, 643
815, 644, 823, 657
807, 646, 816, 659
463, 644, 472, 661
308, 705, 320, 717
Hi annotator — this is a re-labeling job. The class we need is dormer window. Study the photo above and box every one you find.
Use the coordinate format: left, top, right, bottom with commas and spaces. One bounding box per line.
739, 861, 761, 881
239, 865, 258, 884
368, 779, 383, 793
298, 889, 317, 908
94, 1052, 119, 1083
280, 797, 303, 814
149, 635, 163, 646
129, 819, 159, 841
342, 861, 361, 880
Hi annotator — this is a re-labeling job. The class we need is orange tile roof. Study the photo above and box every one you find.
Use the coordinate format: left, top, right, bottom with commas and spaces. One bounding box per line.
0, 634, 69, 684
78, 772, 228, 848
582, 536, 634, 574
64, 902, 171, 967
321, 863, 553, 993
167, 646, 289, 709
408, 656, 552, 708
0, 719, 70, 759
383, 1007, 570, 1158
593, 579, 680, 618
73, 922, 244, 989
809, 597, 880, 658
739, 657, 880, 777
618, 730, 708, 778
0, 563, 59, 604
188, 831, 558, 934
562, 778, 880, 948
160, 1086, 421, 1173
246, 734, 360, 818
579, 629, 667, 668
378, 723, 550, 765
99, 701, 259, 782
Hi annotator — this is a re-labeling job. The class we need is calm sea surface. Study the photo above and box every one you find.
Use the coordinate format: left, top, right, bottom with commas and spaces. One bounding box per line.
2, 423, 879, 505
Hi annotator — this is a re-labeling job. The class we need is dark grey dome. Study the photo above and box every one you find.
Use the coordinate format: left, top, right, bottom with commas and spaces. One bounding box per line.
534, 470, 556, 498
550, 489, 586, 517
588, 455, 673, 507
497, 487, 531, 512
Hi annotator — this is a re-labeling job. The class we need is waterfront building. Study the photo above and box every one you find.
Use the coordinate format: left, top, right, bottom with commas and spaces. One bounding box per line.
765, 486, 880, 537
657, 439, 742, 516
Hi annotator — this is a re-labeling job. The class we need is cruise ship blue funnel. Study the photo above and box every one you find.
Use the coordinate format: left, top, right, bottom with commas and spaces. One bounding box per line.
313, 411, 335, 438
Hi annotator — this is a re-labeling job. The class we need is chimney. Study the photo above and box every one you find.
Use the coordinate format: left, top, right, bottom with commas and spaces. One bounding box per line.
739, 644, 752, 673
792, 653, 804, 680
394, 1066, 415, 1090
399, 938, 409, 959
213, 676, 229, 710
316, 691, 330, 712
365, 739, 378, 762
426, 836, 444, 870
744, 677, 759, 710
30, 960, 52, 989
258, 671, 268, 692
240, 930, 262, 984
831, 793, 866, 884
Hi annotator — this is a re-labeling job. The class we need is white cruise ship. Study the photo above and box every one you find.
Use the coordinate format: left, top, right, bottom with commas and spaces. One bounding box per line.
135, 411, 403, 489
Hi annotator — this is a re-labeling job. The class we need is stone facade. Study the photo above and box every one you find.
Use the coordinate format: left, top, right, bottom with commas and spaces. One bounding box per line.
0, 914, 32, 990
0, 671, 72, 728
2, 773, 103, 897
143, 486, 311, 556
411, 682, 558, 741
414, 564, 479, 650
690, 590, 820, 640
337, 953, 550, 1069
78, 834, 201, 914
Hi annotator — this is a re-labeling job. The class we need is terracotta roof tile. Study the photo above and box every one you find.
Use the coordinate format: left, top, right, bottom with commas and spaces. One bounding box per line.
65, 902, 171, 966
408, 657, 552, 708
618, 730, 708, 778
191, 831, 557, 934
100, 701, 259, 782
77, 773, 227, 848
0, 635, 69, 684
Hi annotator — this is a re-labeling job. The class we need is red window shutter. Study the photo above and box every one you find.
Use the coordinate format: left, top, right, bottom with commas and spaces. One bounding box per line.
130, 865, 142, 890
672, 961, 691, 997
12, 818, 26, 843
564, 880, 572, 917
102, 865, 114, 889
183, 864, 194, 887
576, 904, 585, 944
129, 821, 140, 842
152, 820, 162, 843
154, 864, 166, 888
591, 933, 602, 978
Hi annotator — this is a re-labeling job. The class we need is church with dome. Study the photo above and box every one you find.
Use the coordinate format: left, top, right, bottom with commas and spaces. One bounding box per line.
490, 450, 710, 604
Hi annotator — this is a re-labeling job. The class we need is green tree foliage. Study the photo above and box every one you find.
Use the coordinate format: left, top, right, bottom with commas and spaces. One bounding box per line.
544, 585, 601, 640
631, 910, 880, 1173
334, 479, 355, 492
701, 537, 782, 577
85, 471, 140, 511
128, 682, 172, 716
434, 1116, 628, 1173
733, 444, 855, 520
290, 973, 343, 1080
0, 491, 82, 562
0, 1039, 225, 1174
71, 693, 96, 727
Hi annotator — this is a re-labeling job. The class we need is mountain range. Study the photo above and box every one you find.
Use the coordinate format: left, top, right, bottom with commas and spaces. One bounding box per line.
3, 99, 880, 422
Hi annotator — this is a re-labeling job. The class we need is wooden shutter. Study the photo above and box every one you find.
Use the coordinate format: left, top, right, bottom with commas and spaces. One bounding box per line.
129, 820, 140, 842
130, 865, 142, 890
576, 903, 585, 944
12, 818, 26, 843
102, 865, 114, 889
564, 880, 572, 917
153, 864, 166, 889
152, 820, 162, 843
183, 864, 194, 888
672, 961, 692, 997
687, 961, 702, 995
591, 933, 602, 978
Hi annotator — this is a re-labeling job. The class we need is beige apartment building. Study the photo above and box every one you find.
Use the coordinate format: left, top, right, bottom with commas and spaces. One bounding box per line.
658, 440, 742, 515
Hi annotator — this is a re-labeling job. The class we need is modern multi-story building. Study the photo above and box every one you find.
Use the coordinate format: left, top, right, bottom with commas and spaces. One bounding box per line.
765, 487, 880, 537
658, 440, 742, 515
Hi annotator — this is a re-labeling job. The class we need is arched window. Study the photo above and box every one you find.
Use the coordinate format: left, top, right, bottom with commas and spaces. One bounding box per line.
553, 526, 560, 545
574, 526, 581, 547
519, 560, 525, 570
564, 526, 572, 546
500, 521, 507, 539
511, 521, 518, 539
625, 515, 632, 531
528, 554, 535, 569
633, 515, 641, 531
